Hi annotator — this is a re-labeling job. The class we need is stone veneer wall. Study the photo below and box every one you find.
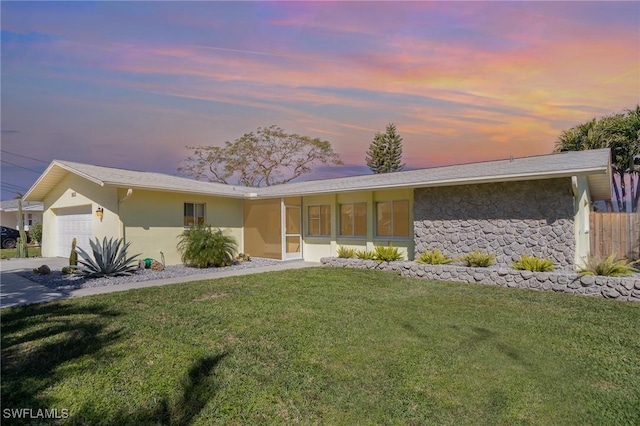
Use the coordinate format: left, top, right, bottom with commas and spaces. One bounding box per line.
321, 258, 640, 303
413, 178, 575, 268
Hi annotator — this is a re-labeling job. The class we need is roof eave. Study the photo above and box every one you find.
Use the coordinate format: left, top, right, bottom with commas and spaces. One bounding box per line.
254, 167, 610, 198
101, 182, 250, 199
24, 161, 105, 202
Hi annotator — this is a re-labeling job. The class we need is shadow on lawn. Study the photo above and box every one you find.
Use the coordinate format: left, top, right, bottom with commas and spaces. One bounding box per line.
70, 353, 227, 425
1, 302, 123, 423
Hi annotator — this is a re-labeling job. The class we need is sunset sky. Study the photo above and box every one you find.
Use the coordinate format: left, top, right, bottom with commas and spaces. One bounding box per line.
1, 1, 638, 199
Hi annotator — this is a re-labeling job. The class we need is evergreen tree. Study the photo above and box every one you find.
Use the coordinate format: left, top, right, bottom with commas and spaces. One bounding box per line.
365, 123, 405, 174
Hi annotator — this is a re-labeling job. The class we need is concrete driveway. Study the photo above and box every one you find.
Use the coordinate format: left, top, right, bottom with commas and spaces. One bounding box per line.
1, 257, 71, 308
1, 257, 320, 309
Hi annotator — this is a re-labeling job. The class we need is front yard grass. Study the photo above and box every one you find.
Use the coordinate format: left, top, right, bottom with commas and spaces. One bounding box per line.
2, 268, 639, 424
1, 246, 41, 259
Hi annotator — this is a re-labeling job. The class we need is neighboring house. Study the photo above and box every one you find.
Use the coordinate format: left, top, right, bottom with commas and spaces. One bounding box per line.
0, 199, 44, 232
23, 149, 612, 269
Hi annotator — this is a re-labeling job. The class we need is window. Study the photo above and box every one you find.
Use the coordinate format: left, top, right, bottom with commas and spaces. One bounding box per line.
184, 203, 205, 227
339, 203, 367, 237
376, 200, 409, 237
308, 205, 331, 236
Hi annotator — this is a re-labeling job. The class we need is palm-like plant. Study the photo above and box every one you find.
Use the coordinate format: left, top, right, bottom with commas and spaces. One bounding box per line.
555, 105, 640, 211
177, 225, 237, 268
76, 237, 141, 278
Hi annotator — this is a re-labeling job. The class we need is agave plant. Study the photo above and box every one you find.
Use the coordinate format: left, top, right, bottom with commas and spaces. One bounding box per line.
76, 237, 141, 278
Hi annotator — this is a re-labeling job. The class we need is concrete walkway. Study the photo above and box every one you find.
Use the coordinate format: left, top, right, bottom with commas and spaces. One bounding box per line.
1, 257, 320, 309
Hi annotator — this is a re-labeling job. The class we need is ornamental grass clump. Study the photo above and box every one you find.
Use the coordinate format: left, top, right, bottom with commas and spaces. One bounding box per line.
462, 250, 495, 267
76, 237, 140, 278
578, 253, 638, 277
512, 255, 555, 272
417, 249, 454, 265
373, 245, 404, 262
356, 249, 376, 260
337, 246, 356, 259
177, 225, 238, 268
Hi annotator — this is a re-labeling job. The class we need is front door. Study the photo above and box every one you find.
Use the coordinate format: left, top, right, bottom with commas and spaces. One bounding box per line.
284, 205, 302, 260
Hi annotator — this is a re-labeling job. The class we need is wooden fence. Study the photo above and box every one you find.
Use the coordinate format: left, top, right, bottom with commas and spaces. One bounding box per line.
589, 213, 640, 260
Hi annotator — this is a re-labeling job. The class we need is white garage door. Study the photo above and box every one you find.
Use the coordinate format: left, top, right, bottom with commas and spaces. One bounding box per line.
55, 206, 93, 258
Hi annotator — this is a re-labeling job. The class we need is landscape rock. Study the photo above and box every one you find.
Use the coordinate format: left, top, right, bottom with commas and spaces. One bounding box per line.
321, 257, 640, 303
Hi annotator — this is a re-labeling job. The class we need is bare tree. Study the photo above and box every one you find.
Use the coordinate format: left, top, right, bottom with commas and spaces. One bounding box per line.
179, 126, 343, 187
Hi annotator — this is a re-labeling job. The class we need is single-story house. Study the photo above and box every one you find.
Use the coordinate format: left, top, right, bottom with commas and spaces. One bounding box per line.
0, 199, 44, 232
23, 148, 612, 269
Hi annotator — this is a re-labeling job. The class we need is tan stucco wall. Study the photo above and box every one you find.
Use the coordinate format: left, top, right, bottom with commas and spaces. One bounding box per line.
42, 174, 119, 257
301, 188, 414, 262
118, 189, 244, 265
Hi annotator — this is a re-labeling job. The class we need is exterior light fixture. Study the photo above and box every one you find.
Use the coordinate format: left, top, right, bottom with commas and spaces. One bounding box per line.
96, 207, 104, 220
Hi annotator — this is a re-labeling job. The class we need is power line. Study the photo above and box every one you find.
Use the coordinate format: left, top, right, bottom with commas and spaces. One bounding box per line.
0, 149, 50, 164
1, 160, 43, 174
0, 182, 29, 190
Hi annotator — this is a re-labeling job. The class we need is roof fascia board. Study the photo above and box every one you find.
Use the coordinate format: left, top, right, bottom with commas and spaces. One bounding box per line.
24, 161, 105, 201
252, 167, 610, 198
101, 182, 249, 199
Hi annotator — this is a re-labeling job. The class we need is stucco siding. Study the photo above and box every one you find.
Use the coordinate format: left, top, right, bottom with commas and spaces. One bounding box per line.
119, 189, 243, 265
301, 189, 414, 262
42, 174, 119, 257
413, 178, 575, 268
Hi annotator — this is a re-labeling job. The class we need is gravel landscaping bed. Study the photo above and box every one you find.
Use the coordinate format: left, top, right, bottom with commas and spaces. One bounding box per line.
17, 258, 280, 290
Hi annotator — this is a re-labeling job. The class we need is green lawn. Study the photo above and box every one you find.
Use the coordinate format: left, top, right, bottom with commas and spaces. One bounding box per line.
2, 268, 639, 425
1, 246, 41, 259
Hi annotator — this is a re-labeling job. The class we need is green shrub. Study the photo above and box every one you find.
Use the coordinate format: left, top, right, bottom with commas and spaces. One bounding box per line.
578, 254, 638, 277
356, 249, 376, 260
373, 245, 404, 262
61, 266, 77, 275
416, 249, 454, 265
30, 222, 43, 246
462, 250, 495, 267
337, 246, 356, 259
76, 237, 141, 278
512, 255, 555, 272
177, 225, 238, 268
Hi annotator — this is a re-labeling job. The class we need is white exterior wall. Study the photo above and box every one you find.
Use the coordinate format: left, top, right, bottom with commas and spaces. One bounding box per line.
573, 176, 592, 268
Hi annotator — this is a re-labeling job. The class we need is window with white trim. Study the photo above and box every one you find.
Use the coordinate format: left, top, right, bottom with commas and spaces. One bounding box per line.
376, 200, 409, 237
184, 203, 205, 227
